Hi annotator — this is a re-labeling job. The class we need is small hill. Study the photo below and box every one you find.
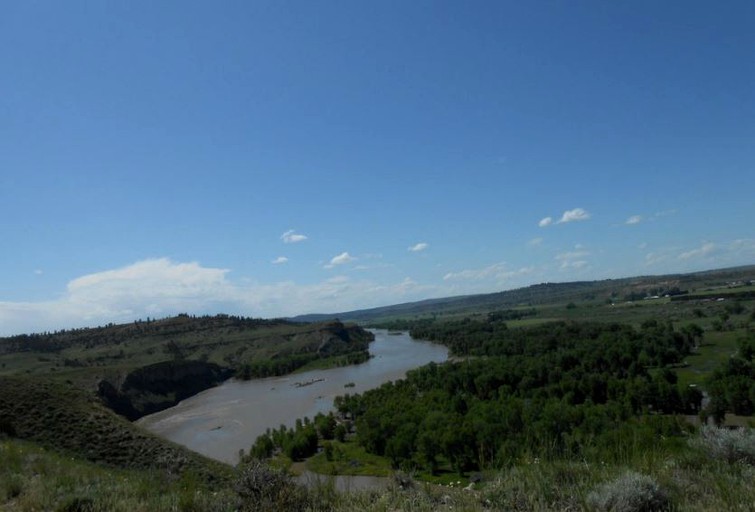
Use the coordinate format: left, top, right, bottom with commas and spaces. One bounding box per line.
0, 375, 232, 485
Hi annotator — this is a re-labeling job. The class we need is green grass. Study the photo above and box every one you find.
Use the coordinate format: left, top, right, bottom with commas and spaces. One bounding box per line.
687, 283, 755, 296
306, 440, 393, 477
0, 437, 239, 512
676, 330, 742, 388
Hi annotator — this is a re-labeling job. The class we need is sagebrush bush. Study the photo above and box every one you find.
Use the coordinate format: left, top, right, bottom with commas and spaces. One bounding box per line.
693, 426, 755, 465
481, 464, 586, 511
587, 471, 669, 512
234, 459, 309, 512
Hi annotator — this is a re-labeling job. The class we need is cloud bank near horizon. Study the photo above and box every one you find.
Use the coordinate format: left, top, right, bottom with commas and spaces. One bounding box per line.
2, 236, 753, 337
0, 258, 432, 336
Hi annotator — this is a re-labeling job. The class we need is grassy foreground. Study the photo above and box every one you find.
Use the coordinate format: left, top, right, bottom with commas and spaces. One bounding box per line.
2, 426, 754, 511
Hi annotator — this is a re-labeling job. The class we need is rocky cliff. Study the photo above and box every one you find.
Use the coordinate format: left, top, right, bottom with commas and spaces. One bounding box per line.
98, 360, 232, 420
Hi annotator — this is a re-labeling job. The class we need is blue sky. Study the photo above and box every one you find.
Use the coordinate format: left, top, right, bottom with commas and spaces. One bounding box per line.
1, 1, 754, 335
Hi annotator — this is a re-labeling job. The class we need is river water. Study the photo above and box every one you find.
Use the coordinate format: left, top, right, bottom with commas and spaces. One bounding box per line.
138, 330, 448, 466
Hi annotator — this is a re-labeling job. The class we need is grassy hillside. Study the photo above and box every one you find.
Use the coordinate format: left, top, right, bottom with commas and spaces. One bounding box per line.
0, 375, 232, 484
0, 316, 373, 419
0, 315, 372, 386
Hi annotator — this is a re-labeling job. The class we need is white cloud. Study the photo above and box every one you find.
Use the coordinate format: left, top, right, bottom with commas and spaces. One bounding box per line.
325, 252, 356, 269
625, 215, 642, 225
678, 243, 716, 260
271, 256, 288, 265
443, 262, 534, 283
0, 259, 236, 335
557, 208, 591, 224
0, 258, 440, 336
281, 230, 308, 244
408, 242, 429, 252
34, 269, 43, 275
539, 208, 590, 227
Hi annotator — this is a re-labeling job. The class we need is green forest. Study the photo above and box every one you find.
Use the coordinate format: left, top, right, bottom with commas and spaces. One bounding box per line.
251, 316, 754, 478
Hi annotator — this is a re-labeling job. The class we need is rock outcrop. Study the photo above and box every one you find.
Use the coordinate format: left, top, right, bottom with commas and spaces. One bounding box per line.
98, 360, 232, 420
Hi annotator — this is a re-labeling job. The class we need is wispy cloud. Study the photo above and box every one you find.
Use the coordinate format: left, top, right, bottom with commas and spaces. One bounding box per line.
281, 229, 308, 244
557, 208, 590, 224
408, 242, 429, 252
325, 252, 356, 269
646, 239, 754, 270
539, 208, 590, 227
528, 237, 543, 247
271, 256, 288, 265
729, 238, 755, 254
555, 250, 590, 261
34, 269, 43, 275
678, 243, 716, 260
645, 250, 671, 266
625, 215, 642, 225
443, 262, 534, 283
555, 248, 590, 271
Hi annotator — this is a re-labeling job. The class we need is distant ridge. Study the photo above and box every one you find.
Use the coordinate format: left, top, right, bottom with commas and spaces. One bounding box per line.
290, 264, 755, 324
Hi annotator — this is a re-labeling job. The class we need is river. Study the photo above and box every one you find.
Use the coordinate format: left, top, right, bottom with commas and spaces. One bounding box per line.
137, 330, 448, 466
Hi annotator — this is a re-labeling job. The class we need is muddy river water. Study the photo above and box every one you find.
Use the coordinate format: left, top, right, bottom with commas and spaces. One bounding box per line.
138, 330, 448, 467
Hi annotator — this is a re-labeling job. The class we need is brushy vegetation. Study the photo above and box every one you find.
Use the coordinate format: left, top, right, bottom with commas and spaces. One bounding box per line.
0, 375, 232, 483
4, 429, 754, 511
586, 471, 669, 512
693, 425, 755, 464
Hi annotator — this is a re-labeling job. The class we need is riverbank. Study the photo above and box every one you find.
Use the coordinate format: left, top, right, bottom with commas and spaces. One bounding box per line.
137, 330, 448, 464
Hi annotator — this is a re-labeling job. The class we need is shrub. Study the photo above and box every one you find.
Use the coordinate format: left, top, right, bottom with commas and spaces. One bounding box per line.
234, 459, 308, 512
693, 426, 755, 465
587, 471, 669, 512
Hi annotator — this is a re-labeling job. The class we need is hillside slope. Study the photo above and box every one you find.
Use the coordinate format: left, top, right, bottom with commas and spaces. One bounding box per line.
293, 265, 755, 323
0, 376, 232, 485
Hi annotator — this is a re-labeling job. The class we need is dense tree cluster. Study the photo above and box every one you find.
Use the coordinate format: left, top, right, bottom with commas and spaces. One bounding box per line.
706, 333, 755, 419
246, 413, 343, 462
332, 321, 701, 474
